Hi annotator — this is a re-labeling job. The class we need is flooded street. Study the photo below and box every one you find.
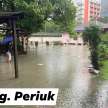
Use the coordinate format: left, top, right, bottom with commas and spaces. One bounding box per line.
0, 45, 108, 108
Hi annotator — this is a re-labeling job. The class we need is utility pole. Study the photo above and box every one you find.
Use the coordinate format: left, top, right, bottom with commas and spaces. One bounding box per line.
12, 19, 18, 78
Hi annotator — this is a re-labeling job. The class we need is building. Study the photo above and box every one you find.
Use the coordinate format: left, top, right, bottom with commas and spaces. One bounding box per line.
28, 33, 71, 48
74, 0, 101, 25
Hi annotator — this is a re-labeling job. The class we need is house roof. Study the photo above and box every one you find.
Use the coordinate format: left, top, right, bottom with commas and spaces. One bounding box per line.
102, 24, 108, 29
31, 32, 62, 37
0, 12, 24, 24
75, 25, 85, 32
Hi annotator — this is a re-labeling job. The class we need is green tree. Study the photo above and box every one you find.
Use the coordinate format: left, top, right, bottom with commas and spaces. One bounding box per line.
50, 0, 76, 35
0, 0, 76, 34
83, 25, 101, 69
98, 33, 108, 61
98, 43, 108, 60
43, 20, 61, 32
14, 0, 53, 32
0, 0, 15, 11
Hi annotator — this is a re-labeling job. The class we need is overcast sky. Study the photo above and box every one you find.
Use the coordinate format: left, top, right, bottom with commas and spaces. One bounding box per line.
101, 0, 108, 16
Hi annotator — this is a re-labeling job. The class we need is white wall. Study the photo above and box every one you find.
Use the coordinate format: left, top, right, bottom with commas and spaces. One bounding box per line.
28, 37, 62, 43
28, 37, 62, 48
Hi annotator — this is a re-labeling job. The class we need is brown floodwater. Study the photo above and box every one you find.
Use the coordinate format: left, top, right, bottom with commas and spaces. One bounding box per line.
0, 45, 108, 108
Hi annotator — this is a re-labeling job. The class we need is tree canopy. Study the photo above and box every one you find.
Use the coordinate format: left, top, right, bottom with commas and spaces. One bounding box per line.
83, 25, 101, 48
0, 0, 76, 34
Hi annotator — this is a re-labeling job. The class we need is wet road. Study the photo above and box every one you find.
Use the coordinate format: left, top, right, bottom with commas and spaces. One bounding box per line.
0, 45, 108, 108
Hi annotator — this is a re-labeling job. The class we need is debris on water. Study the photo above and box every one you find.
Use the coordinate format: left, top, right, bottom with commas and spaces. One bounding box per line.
37, 64, 44, 66
88, 64, 99, 75
88, 64, 94, 73
94, 69, 100, 74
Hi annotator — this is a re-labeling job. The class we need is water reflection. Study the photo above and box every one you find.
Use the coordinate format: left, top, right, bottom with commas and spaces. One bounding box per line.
97, 81, 108, 108
0, 45, 108, 108
0, 55, 14, 80
56, 46, 92, 108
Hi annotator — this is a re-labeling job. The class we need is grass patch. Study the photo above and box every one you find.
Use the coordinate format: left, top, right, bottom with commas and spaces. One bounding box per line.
100, 60, 108, 80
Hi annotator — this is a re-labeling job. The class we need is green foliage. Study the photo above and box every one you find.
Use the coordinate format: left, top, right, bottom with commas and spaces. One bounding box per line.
15, 0, 76, 34
0, 33, 4, 41
51, 0, 76, 35
14, 0, 53, 32
91, 49, 99, 69
43, 20, 61, 32
0, 0, 14, 11
0, 0, 76, 34
83, 25, 101, 48
83, 25, 101, 69
98, 43, 108, 60
98, 33, 108, 61
97, 33, 108, 79
100, 32, 108, 41
99, 60, 108, 80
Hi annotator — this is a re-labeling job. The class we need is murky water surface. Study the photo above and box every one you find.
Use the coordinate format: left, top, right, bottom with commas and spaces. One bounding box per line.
0, 45, 108, 108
